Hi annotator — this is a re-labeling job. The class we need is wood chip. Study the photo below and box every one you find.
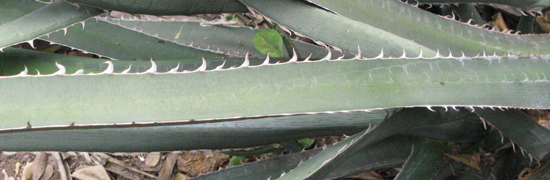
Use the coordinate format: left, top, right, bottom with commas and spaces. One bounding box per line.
158, 153, 178, 180
51, 152, 69, 180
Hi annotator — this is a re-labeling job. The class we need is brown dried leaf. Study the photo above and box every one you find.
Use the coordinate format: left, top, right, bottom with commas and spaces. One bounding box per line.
173, 172, 189, 180
39, 164, 53, 180
145, 154, 160, 167
488, 12, 508, 31
21, 162, 33, 180
71, 165, 110, 180
444, 153, 482, 171
31, 153, 48, 180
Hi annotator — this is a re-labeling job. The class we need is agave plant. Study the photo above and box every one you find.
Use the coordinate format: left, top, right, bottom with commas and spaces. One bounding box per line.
1, 0, 550, 179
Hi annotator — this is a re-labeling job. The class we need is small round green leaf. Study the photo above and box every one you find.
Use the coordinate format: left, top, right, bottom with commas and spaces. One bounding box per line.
253, 28, 284, 57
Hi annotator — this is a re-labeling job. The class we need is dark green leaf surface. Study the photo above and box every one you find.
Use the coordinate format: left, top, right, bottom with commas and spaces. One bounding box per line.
395, 139, 452, 179
0, 110, 386, 151
67, 0, 249, 15
475, 108, 550, 161
193, 136, 413, 180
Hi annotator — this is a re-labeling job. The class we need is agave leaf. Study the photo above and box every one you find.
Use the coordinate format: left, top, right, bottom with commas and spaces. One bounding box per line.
0, 47, 291, 76
405, 114, 485, 143
306, 0, 550, 56
102, 17, 345, 59
1, 56, 550, 129
394, 139, 454, 179
39, 18, 227, 60
474, 108, 550, 161
516, 15, 540, 34
0, 0, 219, 60
0, 0, 43, 22
527, 160, 550, 179
448, 4, 485, 26
414, 0, 550, 11
67, 0, 248, 15
193, 136, 413, 180
278, 107, 471, 179
240, 0, 436, 57
277, 126, 373, 180
0, 0, 104, 50
0, 110, 387, 151
102, 18, 264, 58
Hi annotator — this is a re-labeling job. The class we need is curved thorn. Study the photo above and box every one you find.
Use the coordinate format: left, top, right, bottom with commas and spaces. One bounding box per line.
374, 48, 384, 59
241, 53, 250, 68
17, 66, 29, 77
261, 54, 271, 66
144, 59, 157, 73
196, 58, 207, 72
53, 62, 66, 75
321, 49, 332, 61
399, 49, 407, 59
214, 61, 226, 70
101, 61, 114, 74
26, 40, 35, 49
121, 64, 132, 74
73, 69, 84, 75
417, 49, 423, 59
288, 49, 298, 63
168, 63, 180, 73
353, 46, 362, 60
303, 53, 312, 62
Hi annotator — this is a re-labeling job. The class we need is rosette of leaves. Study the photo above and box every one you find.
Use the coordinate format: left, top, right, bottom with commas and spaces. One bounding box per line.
1, 0, 550, 179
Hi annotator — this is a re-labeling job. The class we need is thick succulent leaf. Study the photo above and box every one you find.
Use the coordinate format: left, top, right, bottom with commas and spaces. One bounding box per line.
67, 0, 249, 15
102, 18, 265, 58
1, 56, 550, 129
102, 18, 344, 59
0, 0, 104, 50
0, 48, 292, 76
414, 0, 550, 11
517, 15, 540, 34
306, 0, 550, 56
0, 0, 221, 60
277, 126, 373, 180
528, 160, 550, 179
449, 4, 485, 26
0, 0, 43, 22
193, 136, 413, 180
240, 0, 436, 57
405, 114, 485, 143
0, 110, 386, 151
474, 108, 550, 161
395, 139, 453, 179
278, 107, 471, 179
40, 18, 227, 60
